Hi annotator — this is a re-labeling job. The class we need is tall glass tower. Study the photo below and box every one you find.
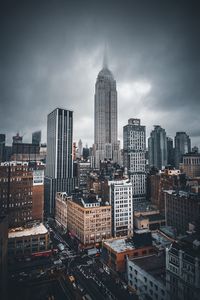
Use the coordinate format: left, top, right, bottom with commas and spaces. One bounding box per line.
94, 55, 119, 168
44, 108, 77, 216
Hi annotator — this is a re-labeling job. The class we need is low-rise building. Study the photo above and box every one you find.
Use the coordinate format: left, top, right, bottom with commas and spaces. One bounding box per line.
102, 231, 155, 272
8, 223, 49, 258
67, 196, 111, 247
164, 190, 200, 234
166, 236, 200, 300
127, 253, 167, 300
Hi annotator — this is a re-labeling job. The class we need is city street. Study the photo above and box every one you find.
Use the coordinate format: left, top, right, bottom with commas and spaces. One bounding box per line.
8, 220, 138, 300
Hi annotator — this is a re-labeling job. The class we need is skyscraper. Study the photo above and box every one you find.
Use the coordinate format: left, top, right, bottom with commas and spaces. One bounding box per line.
94, 54, 119, 168
45, 108, 77, 216
167, 136, 174, 167
148, 125, 167, 170
175, 132, 191, 168
123, 119, 146, 209
32, 130, 41, 145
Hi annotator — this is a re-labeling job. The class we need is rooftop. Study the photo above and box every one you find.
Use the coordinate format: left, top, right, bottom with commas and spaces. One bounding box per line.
104, 232, 152, 253
8, 223, 48, 238
130, 253, 166, 283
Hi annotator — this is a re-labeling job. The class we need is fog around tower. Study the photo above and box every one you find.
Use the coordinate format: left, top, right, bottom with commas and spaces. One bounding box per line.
0, 0, 200, 147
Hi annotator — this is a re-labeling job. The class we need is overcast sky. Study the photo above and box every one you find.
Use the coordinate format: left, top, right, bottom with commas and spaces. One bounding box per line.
1, 0, 200, 148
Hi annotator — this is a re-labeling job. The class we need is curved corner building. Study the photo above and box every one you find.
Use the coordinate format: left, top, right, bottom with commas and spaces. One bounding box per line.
94, 58, 119, 168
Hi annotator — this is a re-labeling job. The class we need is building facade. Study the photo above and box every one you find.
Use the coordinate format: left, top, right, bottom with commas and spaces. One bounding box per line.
127, 253, 167, 300
8, 223, 49, 258
102, 232, 155, 272
0, 215, 8, 300
55, 192, 71, 230
0, 134, 5, 163
32, 130, 41, 145
45, 108, 77, 216
175, 132, 191, 169
123, 118, 146, 209
165, 190, 200, 234
77, 161, 91, 196
148, 125, 167, 170
181, 153, 200, 178
108, 179, 133, 237
94, 57, 119, 168
166, 239, 200, 300
0, 161, 44, 227
67, 197, 111, 247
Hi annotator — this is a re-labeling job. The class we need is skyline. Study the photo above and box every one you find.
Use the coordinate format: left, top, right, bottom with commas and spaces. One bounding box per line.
1, 0, 200, 148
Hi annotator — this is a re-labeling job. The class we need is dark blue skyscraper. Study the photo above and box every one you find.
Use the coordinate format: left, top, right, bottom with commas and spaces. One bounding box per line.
45, 108, 77, 215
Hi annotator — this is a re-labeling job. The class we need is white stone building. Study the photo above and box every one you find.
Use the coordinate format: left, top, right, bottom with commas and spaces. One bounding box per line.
108, 179, 133, 237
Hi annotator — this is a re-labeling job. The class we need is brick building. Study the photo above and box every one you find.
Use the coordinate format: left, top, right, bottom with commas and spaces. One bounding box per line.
165, 190, 200, 234
0, 161, 44, 227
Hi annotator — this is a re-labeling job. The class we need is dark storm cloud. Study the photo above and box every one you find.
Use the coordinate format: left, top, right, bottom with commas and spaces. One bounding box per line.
0, 0, 200, 147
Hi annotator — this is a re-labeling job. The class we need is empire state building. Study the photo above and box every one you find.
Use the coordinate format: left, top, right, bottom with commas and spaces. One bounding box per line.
94, 55, 119, 168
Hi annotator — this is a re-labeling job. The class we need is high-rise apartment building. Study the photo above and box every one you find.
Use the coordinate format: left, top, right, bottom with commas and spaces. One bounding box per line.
148, 125, 167, 170
108, 179, 133, 237
123, 119, 146, 209
45, 108, 77, 216
94, 56, 119, 168
175, 132, 191, 168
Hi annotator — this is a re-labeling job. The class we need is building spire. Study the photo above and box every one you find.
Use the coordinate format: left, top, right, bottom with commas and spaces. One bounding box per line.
103, 44, 108, 69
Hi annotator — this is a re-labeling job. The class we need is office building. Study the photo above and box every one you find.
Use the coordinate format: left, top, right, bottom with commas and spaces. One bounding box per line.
175, 132, 191, 168
45, 108, 77, 216
167, 136, 174, 167
94, 54, 119, 168
32, 130, 41, 145
77, 161, 91, 195
108, 179, 133, 237
67, 196, 111, 247
123, 118, 146, 209
148, 125, 167, 170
